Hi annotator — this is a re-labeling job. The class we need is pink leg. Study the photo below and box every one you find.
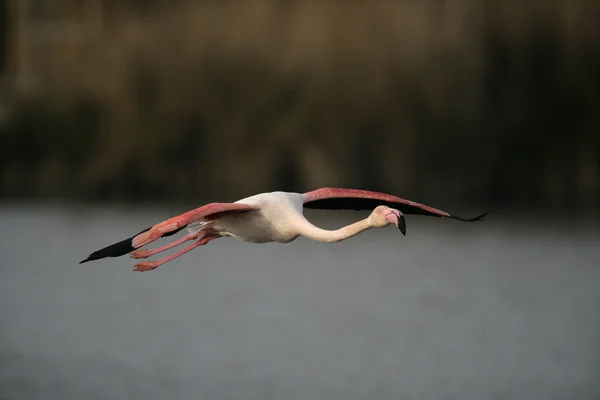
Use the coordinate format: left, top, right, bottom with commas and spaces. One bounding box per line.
130, 234, 194, 259
130, 228, 217, 259
133, 234, 220, 272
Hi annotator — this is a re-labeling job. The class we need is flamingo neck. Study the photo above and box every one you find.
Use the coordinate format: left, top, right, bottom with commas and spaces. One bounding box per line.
297, 218, 372, 243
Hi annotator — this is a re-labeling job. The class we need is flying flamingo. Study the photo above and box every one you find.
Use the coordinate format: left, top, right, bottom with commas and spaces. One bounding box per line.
80, 187, 488, 271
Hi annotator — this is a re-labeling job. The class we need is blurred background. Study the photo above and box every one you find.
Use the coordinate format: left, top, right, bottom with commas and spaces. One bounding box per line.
1, 1, 599, 399
0, 0, 598, 208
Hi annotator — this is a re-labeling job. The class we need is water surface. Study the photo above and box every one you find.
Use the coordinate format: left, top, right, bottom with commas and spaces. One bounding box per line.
1, 205, 599, 399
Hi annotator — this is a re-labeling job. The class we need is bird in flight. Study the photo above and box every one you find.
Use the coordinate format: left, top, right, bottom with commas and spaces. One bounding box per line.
80, 187, 488, 271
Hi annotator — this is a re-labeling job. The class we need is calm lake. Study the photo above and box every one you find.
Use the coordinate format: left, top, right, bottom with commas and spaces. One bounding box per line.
1, 204, 599, 400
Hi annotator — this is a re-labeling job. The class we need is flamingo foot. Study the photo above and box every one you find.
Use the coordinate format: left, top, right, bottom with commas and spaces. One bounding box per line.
130, 249, 150, 259
134, 260, 160, 272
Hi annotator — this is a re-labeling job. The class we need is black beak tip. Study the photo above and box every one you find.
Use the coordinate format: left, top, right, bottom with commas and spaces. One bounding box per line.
399, 216, 406, 236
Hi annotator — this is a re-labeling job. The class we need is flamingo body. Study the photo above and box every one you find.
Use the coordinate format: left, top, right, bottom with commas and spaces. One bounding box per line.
80, 188, 488, 271
221, 191, 306, 243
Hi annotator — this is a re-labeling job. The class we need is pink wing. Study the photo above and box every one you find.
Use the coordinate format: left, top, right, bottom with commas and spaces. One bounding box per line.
80, 202, 256, 264
303, 187, 488, 222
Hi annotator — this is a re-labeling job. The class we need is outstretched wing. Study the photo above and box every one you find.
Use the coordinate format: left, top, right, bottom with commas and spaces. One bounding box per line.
303, 187, 488, 222
80, 202, 256, 264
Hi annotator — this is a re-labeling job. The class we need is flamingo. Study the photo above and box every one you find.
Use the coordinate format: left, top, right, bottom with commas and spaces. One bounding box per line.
80, 187, 488, 271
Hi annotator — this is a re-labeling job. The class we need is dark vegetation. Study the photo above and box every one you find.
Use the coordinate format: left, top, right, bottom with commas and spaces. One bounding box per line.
0, 1, 598, 209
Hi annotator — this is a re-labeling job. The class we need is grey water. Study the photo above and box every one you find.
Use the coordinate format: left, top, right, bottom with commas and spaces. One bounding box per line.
1, 204, 599, 400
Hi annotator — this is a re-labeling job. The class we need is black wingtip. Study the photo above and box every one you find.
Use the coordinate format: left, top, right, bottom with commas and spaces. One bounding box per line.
399, 215, 407, 236
79, 227, 151, 265
450, 211, 490, 222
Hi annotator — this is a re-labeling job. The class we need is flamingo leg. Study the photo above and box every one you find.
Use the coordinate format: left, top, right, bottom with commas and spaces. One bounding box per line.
130, 228, 217, 259
130, 203, 253, 250
133, 234, 220, 272
130, 234, 194, 259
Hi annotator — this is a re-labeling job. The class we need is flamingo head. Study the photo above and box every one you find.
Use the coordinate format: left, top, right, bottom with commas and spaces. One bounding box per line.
369, 206, 406, 235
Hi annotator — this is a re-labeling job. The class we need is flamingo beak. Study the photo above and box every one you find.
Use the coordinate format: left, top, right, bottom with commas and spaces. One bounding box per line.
399, 215, 406, 236
384, 210, 406, 236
